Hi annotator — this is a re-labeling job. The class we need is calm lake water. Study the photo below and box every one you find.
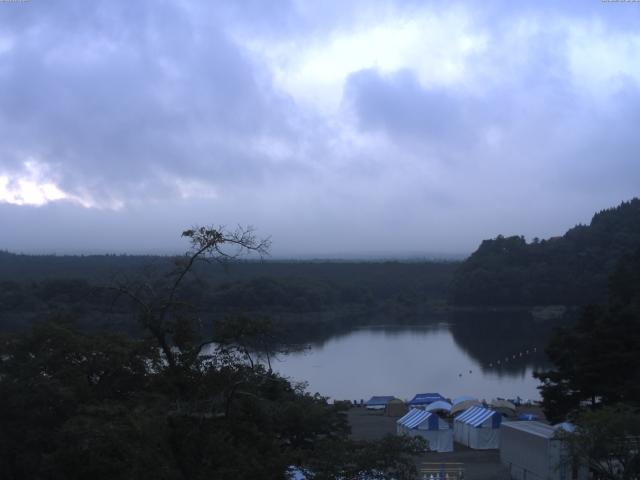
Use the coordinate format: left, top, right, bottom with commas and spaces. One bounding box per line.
273, 314, 558, 403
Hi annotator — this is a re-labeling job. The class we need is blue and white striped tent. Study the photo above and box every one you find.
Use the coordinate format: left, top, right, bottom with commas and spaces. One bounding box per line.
396, 409, 453, 452
398, 409, 438, 430
456, 406, 502, 427
454, 406, 501, 449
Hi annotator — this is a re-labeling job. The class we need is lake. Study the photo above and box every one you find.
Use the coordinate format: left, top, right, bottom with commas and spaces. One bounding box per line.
273, 313, 559, 403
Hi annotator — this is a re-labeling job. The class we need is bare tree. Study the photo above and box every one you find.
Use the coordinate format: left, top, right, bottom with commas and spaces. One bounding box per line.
112, 225, 270, 369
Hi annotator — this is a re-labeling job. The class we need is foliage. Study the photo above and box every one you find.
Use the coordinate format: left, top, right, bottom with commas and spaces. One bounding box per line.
557, 405, 640, 480
0, 323, 422, 478
109, 225, 270, 369
451, 198, 640, 306
0, 321, 162, 479
535, 248, 640, 422
0, 226, 422, 479
0, 256, 457, 337
300, 434, 426, 480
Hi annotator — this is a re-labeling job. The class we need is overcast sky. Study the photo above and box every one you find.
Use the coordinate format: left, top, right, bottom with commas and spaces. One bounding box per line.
0, 0, 639, 257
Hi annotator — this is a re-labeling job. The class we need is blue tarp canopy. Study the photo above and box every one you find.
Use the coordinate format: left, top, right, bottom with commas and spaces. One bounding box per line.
518, 412, 539, 421
554, 422, 575, 433
365, 396, 395, 407
288, 467, 307, 480
455, 406, 501, 428
408, 393, 445, 406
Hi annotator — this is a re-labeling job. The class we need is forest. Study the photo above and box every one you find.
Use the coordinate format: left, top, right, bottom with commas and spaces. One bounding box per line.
531, 246, 640, 479
0, 251, 456, 340
450, 198, 640, 306
3, 199, 640, 340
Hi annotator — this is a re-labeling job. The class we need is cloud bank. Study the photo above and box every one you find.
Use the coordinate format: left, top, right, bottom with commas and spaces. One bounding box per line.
0, 0, 639, 256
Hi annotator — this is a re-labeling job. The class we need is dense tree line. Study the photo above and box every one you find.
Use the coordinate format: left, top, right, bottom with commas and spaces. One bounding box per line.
534, 248, 640, 479
0, 257, 456, 337
0, 250, 457, 289
451, 198, 640, 306
535, 246, 640, 423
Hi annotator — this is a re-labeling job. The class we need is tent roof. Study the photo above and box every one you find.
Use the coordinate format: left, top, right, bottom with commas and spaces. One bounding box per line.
455, 406, 500, 427
490, 399, 516, 411
365, 396, 395, 406
425, 400, 453, 412
501, 421, 559, 439
397, 409, 436, 429
451, 399, 482, 414
408, 393, 445, 405
452, 395, 477, 406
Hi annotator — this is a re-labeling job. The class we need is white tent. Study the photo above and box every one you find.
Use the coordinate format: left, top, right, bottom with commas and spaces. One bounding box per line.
425, 400, 452, 414
500, 421, 588, 480
454, 406, 501, 449
452, 395, 477, 405
451, 399, 482, 415
397, 409, 453, 453
491, 399, 517, 417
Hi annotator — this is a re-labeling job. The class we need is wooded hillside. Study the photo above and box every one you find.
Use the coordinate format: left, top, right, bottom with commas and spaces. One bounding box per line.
451, 198, 640, 306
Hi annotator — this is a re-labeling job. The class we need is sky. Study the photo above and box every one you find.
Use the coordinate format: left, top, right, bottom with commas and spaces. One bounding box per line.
0, 0, 639, 257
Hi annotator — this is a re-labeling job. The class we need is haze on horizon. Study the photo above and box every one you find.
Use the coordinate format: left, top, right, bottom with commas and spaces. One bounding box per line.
1, 0, 639, 258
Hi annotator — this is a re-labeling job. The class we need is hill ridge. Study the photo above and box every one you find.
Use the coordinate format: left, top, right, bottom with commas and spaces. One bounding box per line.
451, 198, 640, 306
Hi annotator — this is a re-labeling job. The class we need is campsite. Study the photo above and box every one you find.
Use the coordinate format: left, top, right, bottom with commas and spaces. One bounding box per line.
2, 0, 640, 477
349, 393, 576, 480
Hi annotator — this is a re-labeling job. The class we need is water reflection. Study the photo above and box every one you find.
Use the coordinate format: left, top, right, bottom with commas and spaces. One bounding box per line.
274, 312, 564, 402
448, 311, 558, 375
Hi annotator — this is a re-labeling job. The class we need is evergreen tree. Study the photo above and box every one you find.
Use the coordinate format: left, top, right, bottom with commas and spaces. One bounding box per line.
451, 198, 640, 306
535, 248, 640, 422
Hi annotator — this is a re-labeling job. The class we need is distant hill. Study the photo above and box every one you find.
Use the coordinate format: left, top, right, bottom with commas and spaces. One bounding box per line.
450, 198, 640, 306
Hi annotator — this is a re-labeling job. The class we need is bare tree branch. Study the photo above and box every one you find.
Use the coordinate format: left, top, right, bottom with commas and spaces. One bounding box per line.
109, 224, 270, 371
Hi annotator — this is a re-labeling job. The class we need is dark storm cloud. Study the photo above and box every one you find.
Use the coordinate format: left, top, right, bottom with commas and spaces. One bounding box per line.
0, 0, 304, 204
